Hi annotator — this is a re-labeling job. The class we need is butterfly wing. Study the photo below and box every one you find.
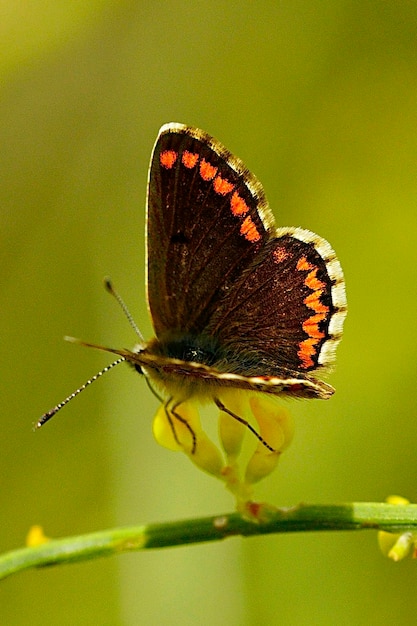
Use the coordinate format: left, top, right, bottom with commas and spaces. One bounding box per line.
206, 227, 347, 376
146, 122, 347, 390
146, 123, 276, 338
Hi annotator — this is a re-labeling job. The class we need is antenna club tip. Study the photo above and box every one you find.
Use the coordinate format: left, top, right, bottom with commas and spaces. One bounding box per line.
33, 412, 52, 430
104, 277, 113, 292
64, 335, 80, 344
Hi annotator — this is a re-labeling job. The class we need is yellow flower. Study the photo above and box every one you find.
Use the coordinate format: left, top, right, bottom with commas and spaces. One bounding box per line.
377, 496, 417, 561
245, 395, 294, 485
26, 525, 50, 547
153, 400, 224, 477
152, 390, 294, 509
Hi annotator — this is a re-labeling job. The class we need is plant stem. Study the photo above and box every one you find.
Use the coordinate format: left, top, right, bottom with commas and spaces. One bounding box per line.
1, 502, 417, 580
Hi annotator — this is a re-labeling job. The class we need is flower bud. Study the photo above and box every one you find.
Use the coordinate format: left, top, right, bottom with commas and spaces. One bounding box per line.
245, 396, 294, 484
152, 401, 224, 477
218, 393, 247, 459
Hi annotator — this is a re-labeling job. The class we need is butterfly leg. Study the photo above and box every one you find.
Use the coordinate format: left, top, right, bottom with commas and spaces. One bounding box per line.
165, 397, 197, 454
145, 377, 164, 402
213, 397, 276, 453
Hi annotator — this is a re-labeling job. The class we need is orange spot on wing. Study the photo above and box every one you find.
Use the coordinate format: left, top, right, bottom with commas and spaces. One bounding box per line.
302, 313, 326, 338
304, 290, 329, 313
160, 150, 177, 169
305, 267, 325, 291
230, 191, 249, 216
298, 338, 317, 369
200, 159, 217, 181
296, 255, 331, 368
240, 216, 261, 242
213, 175, 234, 195
296, 257, 313, 272
182, 151, 199, 168
273, 247, 289, 263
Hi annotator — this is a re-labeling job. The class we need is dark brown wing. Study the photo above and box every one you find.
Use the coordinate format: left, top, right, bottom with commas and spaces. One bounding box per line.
205, 228, 347, 374
146, 123, 276, 338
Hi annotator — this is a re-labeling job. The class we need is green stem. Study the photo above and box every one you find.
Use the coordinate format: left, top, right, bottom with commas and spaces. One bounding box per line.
2, 502, 417, 580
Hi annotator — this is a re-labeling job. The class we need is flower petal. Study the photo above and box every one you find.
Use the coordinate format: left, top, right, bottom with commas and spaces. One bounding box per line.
218, 393, 247, 459
152, 403, 183, 451
245, 396, 294, 484
153, 401, 224, 477
187, 432, 224, 477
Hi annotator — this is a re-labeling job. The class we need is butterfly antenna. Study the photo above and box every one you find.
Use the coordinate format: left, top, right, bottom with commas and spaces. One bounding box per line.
34, 357, 125, 430
104, 277, 144, 341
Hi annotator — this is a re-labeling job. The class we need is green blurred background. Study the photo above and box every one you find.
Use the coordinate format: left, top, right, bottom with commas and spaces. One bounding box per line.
1, 1, 417, 624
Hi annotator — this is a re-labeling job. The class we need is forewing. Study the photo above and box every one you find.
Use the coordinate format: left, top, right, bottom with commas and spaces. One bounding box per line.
146, 123, 276, 338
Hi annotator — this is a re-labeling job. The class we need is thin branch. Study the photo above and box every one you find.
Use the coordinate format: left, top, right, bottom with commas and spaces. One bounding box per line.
2, 502, 417, 580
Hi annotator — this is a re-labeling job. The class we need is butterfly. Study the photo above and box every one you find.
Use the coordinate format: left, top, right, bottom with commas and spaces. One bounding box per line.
38, 123, 347, 457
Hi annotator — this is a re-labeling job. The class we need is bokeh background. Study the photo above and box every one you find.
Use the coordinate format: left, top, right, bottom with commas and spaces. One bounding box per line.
1, 2, 417, 624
